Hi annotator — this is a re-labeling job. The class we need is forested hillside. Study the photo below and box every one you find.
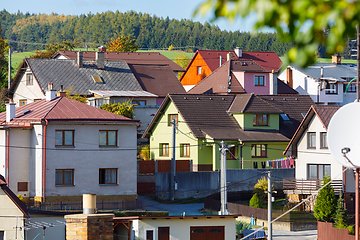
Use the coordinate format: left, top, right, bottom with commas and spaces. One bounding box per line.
0, 10, 294, 56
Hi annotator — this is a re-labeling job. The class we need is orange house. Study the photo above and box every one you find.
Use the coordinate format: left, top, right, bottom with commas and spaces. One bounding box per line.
180, 48, 283, 91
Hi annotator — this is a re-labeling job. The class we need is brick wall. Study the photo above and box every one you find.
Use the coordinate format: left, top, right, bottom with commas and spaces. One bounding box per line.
65, 214, 113, 240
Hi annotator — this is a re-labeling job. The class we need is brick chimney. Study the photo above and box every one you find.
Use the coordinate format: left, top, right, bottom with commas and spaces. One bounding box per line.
6, 100, 15, 122
56, 85, 66, 97
286, 67, 293, 88
46, 83, 57, 101
96, 51, 105, 69
77, 51, 83, 68
332, 54, 341, 65
98, 46, 107, 52
234, 47, 242, 58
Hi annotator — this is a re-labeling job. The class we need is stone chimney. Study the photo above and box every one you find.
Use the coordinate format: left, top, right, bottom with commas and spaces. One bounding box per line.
269, 70, 278, 95
234, 47, 242, 58
98, 46, 107, 52
96, 51, 105, 69
77, 51, 83, 68
6, 100, 15, 122
46, 83, 57, 101
332, 54, 341, 65
56, 85, 66, 97
227, 52, 233, 61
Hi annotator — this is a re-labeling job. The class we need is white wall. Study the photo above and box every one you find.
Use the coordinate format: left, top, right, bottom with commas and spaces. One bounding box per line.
0, 130, 7, 177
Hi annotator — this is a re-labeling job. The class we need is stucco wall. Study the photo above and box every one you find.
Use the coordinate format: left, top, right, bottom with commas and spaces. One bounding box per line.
0, 130, 6, 177
133, 217, 236, 240
234, 72, 269, 95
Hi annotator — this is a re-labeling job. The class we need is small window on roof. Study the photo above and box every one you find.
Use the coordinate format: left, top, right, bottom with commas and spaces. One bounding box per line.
280, 113, 290, 121
301, 113, 306, 118
92, 75, 104, 84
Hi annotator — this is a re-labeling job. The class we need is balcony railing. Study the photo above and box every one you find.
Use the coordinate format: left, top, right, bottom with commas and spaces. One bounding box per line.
283, 178, 343, 193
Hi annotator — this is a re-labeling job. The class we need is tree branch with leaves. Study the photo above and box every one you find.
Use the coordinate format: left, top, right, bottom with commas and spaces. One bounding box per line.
105, 36, 140, 52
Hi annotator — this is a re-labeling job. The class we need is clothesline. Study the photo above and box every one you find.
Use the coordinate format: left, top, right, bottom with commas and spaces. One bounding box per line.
266, 157, 294, 169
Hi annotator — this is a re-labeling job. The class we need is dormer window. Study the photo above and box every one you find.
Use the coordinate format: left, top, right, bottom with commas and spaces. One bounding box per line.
280, 114, 290, 121
26, 73, 33, 85
253, 114, 268, 126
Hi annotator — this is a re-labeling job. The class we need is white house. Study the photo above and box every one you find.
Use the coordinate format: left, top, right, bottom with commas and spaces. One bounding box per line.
113, 215, 238, 240
283, 105, 355, 211
0, 89, 139, 203
278, 55, 357, 106
0, 174, 30, 240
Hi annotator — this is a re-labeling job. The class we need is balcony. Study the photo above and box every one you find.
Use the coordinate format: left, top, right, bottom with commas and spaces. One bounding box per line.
283, 178, 343, 195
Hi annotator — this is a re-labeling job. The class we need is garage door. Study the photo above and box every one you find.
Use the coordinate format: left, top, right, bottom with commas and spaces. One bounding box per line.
190, 226, 224, 240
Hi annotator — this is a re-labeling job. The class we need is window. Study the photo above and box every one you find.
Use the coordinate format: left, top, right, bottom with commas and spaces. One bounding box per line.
180, 143, 190, 157
99, 130, 117, 146
160, 143, 169, 156
307, 164, 331, 180
307, 132, 316, 149
251, 144, 267, 157
226, 146, 236, 159
55, 130, 74, 146
320, 132, 327, 149
26, 73, 33, 85
99, 168, 117, 184
145, 230, 154, 240
325, 83, 338, 94
254, 76, 265, 86
197, 66, 202, 75
18, 182, 28, 192
19, 100, 27, 106
132, 100, 146, 106
55, 169, 74, 185
344, 83, 356, 92
92, 75, 104, 83
253, 114, 268, 126
168, 114, 178, 126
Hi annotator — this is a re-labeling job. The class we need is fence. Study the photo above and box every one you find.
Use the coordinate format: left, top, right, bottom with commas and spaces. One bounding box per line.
29, 199, 145, 211
283, 178, 343, 193
138, 160, 191, 174
317, 221, 354, 240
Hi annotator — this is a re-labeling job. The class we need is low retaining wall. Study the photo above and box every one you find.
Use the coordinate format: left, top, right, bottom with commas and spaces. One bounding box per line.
317, 221, 354, 240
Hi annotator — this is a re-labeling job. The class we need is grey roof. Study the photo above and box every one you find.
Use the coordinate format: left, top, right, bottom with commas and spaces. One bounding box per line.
17, 58, 143, 95
89, 90, 158, 97
291, 63, 357, 82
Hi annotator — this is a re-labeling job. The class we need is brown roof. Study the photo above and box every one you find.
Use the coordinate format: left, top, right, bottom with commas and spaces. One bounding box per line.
277, 79, 298, 94
0, 97, 139, 126
0, 175, 30, 218
143, 94, 289, 142
128, 64, 186, 97
113, 214, 239, 221
283, 104, 338, 156
228, 94, 282, 114
52, 50, 185, 72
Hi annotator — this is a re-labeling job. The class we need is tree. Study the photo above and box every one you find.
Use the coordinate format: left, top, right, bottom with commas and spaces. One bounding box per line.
195, 0, 360, 67
30, 40, 77, 59
0, 23, 9, 88
105, 36, 140, 52
64, 87, 87, 103
253, 176, 272, 207
249, 193, 262, 208
333, 194, 348, 229
100, 101, 134, 119
174, 52, 191, 78
314, 175, 337, 222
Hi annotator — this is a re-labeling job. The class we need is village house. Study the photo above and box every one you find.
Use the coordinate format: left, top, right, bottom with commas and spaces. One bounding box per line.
0, 88, 138, 203
143, 93, 313, 171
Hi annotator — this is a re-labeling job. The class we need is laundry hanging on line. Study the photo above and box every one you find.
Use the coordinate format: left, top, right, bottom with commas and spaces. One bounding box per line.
266, 157, 294, 169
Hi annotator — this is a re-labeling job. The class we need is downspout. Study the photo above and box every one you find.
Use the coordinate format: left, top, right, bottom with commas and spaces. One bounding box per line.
42, 120, 48, 202
6, 129, 9, 184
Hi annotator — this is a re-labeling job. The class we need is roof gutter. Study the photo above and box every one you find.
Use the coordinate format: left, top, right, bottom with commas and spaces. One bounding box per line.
42, 119, 48, 202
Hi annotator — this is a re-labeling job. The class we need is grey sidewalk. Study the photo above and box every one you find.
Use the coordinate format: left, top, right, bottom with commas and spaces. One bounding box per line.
265, 229, 317, 240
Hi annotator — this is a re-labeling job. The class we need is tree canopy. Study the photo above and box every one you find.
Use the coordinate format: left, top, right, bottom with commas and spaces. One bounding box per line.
195, 0, 360, 67
30, 40, 77, 59
0, 23, 9, 88
105, 36, 140, 52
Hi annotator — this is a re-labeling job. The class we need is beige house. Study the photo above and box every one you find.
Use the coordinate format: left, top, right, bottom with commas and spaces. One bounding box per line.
114, 215, 238, 240
0, 89, 139, 203
0, 174, 30, 239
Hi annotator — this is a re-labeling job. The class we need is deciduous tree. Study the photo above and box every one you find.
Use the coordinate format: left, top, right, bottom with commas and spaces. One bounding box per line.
105, 36, 140, 52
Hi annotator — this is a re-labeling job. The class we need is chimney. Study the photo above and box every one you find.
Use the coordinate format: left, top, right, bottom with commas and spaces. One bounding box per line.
332, 54, 341, 65
219, 55, 222, 67
234, 47, 242, 58
96, 51, 105, 69
46, 83, 57, 101
286, 67, 293, 88
6, 100, 15, 122
227, 52, 233, 61
269, 70, 278, 95
98, 46, 107, 52
77, 51, 83, 68
57, 85, 66, 97
83, 194, 96, 214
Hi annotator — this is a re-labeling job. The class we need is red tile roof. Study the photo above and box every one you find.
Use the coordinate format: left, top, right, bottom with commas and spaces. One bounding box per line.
195, 50, 282, 72
0, 97, 139, 125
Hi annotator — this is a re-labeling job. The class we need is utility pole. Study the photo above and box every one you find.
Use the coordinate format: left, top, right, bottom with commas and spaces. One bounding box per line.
170, 119, 176, 201
220, 140, 228, 215
8, 48, 11, 89
268, 171, 272, 240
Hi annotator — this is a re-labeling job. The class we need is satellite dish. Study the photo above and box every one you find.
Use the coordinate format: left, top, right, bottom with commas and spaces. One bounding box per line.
328, 102, 360, 168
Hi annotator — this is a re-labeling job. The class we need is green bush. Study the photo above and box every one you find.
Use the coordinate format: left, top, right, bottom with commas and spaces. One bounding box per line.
236, 221, 251, 234
314, 176, 337, 222
333, 194, 348, 229
249, 193, 262, 208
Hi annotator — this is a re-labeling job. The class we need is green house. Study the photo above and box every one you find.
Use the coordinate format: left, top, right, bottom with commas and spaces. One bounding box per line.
142, 94, 313, 171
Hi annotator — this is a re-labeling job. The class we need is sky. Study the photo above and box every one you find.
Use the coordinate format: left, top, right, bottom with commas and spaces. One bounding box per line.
1, 0, 258, 32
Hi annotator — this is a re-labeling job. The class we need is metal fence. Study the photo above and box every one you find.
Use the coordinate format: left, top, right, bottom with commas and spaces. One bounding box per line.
29, 199, 145, 211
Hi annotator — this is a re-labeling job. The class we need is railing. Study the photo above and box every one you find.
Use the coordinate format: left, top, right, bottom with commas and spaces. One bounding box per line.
283, 178, 343, 193
29, 199, 145, 211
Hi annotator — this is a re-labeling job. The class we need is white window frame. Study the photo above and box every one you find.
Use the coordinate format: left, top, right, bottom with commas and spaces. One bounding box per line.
145, 229, 155, 240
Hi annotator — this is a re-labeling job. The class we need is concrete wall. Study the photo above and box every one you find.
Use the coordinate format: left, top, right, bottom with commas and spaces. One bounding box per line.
155, 169, 294, 199
133, 217, 236, 240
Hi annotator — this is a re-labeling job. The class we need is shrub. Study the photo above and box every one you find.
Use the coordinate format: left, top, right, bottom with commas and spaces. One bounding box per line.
314, 175, 336, 222
249, 193, 262, 208
236, 221, 251, 234
254, 176, 272, 207
334, 194, 348, 229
